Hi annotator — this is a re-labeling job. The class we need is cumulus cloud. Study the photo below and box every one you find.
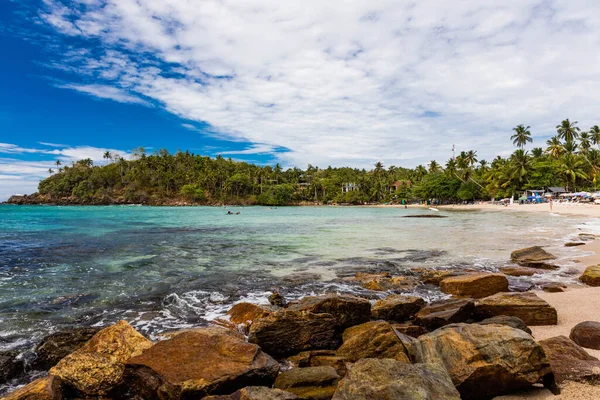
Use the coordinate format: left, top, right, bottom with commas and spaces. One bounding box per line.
33, 0, 600, 168
55, 84, 151, 105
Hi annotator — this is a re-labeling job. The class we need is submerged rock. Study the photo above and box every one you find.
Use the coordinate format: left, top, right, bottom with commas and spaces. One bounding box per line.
248, 310, 338, 358
33, 327, 101, 371
331, 359, 460, 400
478, 315, 532, 334
414, 298, 475, 330
0, 350, 24, 385
336, 321, 412, 363
580, 265, 600, 286
570, 321, 600, 350
49, 320, 152, 397
124, 327, 279, 399
439, 273, 508, 298
499, 266, 541, 277
269, 291, 287, 307
203, 386, 299, 400
474, 292, 558, 326
411, 323, 554, 400
539, 335, 600, 384
371, 295, 425, 321
510, 246, 558, 269
274, 366, 340, 400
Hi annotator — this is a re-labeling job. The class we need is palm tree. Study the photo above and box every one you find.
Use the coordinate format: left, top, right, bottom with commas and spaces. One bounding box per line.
428, 160, 441, 173
563, 140, 578, 154
414, 165, 428, 182
511, 125, 532, 148
545, 136, 564, 158
465, 150, 478, 167
509, 149, 531, 189
558, 154, 587, 191
445, 158, 458, 179
55, 159, 61, 170
579, 132, 591, 154
103, 151, 112, 164
556, 119, 580, 143
48, 168, 53, 175
531, 147, 544, 158
590, 125, 600, 149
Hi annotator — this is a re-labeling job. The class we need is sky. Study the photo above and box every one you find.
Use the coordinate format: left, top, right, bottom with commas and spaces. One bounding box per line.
1, 1, 600, 200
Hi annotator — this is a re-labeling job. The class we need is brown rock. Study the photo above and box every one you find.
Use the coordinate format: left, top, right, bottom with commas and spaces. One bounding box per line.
49, 320, 152, 397
565, 242, 586, 247
331, 358, 461, 400
539, 335, 600, 384
474, 292, 558, 326
203, 386, 299, 400
360, 276, 420, 292
414, 298, 475, 330
0, 350, 23, 384
580, 265, 600, 286
33, 327, 101, 370
510, 246, 558, 269
440, 273, 508, 298
274, 366, 340, 400
285, 351, 348, 377
287, 295, 371, 330
541, 282, 567, 293
570, 321, 600, 349
336, 321, 411, 363
371, 295, 425, 321
269, 291, 287, 307
412, 268, 465, 285
499, 266, 542, 277
478, 315, 532, 334
124, 327, 279, 399
411, 323, 554, 400
227, 302, 273, 325
248, 310, 338, 358
390, 323, 429, 338
1, 376, 63, 400
353, 271, 391, 282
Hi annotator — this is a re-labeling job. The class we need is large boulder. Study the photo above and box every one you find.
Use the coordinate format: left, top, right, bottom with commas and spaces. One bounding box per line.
286, 351, 349, 378
478, 315, 532, 334
227, 302, 274, 325
336, 321, 412, 363
274, 366, 340, 400
287, 295, 371, 330
371, 295, 425, 321
510, 246, 558, 269
49, 320, 152, 397
580, 266, 600, 286
411, 323, 554, 400
124, 327, 279, 399
204, 386, 299, 400
391, 323, 429, 338
1, 376, 63, 400
33, 327, 100, 370
440, 273, 508, 298
414, 298, 475, 330
412, 268, 465, 286
0, 350, 23, 384
570, 321, 600, 349
248, 310, 338, 358
331, 358, 461, 400
474, 292, 557, 326
539, 335, 600, 384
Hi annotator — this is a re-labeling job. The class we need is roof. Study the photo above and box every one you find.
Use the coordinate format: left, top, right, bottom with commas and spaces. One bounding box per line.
547, 187, 566, 193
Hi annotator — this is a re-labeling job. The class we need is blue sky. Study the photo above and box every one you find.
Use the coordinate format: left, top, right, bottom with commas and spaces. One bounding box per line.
1, 0, 600, 199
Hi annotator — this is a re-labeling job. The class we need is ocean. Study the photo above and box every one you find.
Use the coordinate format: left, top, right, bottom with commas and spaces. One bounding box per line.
0, 204, 596, 392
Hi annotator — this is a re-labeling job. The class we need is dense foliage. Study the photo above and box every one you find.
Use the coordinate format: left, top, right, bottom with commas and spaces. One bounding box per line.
37, 119, 600, 205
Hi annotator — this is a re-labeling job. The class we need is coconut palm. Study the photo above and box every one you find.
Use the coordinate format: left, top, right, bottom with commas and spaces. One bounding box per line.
558, 154, 587, 191
545, 136, 564, 158
556, 119, 580, 143
579, 132, 591, 153
590, 125, 600, 149
428, 160, 442, 173
511, 125, 532, 148
55, 159, 61, 170
531, 147, 544, 158
563, 140, 578, 154
465, 150, 478, 167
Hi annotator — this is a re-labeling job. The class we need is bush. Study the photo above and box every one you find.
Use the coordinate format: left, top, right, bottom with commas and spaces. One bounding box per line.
180, 184, 205, 201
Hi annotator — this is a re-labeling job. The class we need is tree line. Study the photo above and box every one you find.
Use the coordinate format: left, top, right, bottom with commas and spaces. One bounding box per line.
38, 119, 600, 205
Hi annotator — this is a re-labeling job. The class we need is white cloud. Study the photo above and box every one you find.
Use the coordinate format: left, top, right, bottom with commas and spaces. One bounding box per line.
221, 144, 276, 155
36, 0, 600, 168
55, 84, 151, 106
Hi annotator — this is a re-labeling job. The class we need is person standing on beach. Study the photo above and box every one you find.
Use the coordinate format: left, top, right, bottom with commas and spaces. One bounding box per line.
549, 197, 553, 211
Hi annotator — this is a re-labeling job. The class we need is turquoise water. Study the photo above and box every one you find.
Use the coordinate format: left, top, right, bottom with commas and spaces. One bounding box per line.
0, 204, 594, 386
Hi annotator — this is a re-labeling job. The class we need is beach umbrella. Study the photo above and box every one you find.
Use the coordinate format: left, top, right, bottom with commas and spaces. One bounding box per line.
519, 196, 528, 201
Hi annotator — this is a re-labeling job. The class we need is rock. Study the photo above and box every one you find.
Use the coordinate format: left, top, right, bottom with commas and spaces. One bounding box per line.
580, 265, 600, 286
414, 298, 475, 330
541, 282, 566, 293
539, 336, 600, 384
403, 215, 447, 218
478, 315, 532, 334
49, 320, 152, 397
565, 242, 586, 247
331, 358, 461, 400
390, 323, 429, 338
227, 303, 273, 325
1, 376, 63, 400
203, 386, 299, 400
274, 366, 340, 400
411, 323, 554, 400
412, 268, 465, 285
499, 266, 542, 277
33, 327, 100, 370
354, 271, 391, 282
336, 321, 411, 363
371, 295, 425, 321
361, 276, 419, 292
570, 321, 600, 349
269, 291, 287, 307
124, 327, 279, 399
287, 295, 371, 331
0, 350, 23, 384
286, 351, 349, 377
248, 310, 338, 358
579, 233, 597, 241
510, 246, 558, 269
440, 273, 508, 298
286, 350, 336, 368
474, 292, 558, 326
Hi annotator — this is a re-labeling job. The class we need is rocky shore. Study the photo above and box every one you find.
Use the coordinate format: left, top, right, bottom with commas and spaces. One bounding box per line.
4, 244, 600, 400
